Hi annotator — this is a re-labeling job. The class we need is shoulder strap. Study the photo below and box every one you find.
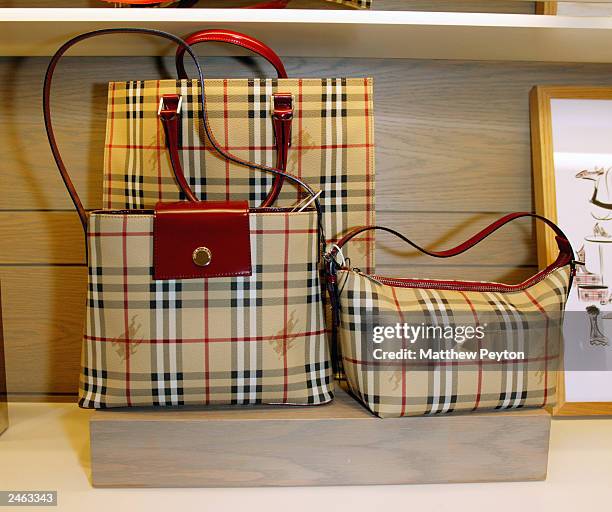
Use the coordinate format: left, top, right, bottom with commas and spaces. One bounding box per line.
43, 28, 207, 228
172, 28, 291, 207
44, 28, 322, 239
331, 212, 574, 268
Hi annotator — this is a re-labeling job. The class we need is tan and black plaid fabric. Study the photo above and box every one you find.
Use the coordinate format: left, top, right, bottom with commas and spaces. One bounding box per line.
336, 267, 572, 418
328, 0, 372, 7
79, 209, 332, 408
103, 78, 375, 273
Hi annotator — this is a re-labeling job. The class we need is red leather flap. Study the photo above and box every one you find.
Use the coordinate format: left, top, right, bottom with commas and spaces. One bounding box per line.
154, 201, 251, 280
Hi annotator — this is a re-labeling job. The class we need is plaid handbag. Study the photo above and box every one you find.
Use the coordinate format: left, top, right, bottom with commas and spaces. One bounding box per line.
327, 213, 576, 418
45, 28, 333, 409
103, 29, 375, 273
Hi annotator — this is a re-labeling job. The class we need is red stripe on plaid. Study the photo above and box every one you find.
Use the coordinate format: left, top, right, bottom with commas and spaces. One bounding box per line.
89, 228, 318, 237
88, 231, 152, 237
343, 354, 559, 368
204, 279, 210, 405
106, 82, 117, 209
223, 79, 230, 201
459, 290, 483, 411
325, 236, 375, 244
282, 214, 290, 402
105, 143, 373, 151
363, 78, 373, 273
155, 81, 163, 203
524, 289, 550, 407
84, 329, 327, 344
250, 228, 317, 235
122, 216, 132, 407
390, 286, 407, 416
297, 80, 303, 182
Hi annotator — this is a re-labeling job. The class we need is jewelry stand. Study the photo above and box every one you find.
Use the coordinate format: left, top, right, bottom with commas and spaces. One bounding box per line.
90, 386, 550, 487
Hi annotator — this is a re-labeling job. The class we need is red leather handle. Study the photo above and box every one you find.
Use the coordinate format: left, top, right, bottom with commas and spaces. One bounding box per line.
102, 0, 171, 3
245, 0, 291, 7
43, 28, 208, 229
175, 29, 287, 79
174, 29, 290, 207
332, 213, 574, 268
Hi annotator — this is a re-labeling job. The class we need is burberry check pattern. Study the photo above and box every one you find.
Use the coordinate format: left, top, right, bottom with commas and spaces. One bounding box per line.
336, 267, 572, 418
103, 78, 375, 273
328, 0, 372, 7
80, 210, 332, 408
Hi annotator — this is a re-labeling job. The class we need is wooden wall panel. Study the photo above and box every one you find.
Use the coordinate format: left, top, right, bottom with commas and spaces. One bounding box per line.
6, 58, 612, 212
373, 1, 534, 12
0, 210, 536, 267
0, 212, 85, 264
0, 267, 86, 397
4, 55, 612, 398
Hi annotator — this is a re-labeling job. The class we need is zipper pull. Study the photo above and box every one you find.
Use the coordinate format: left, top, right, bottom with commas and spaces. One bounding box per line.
354, 268, 383, 286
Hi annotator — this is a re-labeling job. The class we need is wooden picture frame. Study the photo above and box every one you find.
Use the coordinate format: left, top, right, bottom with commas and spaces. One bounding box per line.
530, 85, 612, 416
535, 1, 558, 15
0, 284, 7, 435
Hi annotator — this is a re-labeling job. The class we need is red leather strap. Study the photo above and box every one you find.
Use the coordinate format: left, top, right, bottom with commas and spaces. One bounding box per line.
272, 93, 293, 171
332, 213, 574, 269
159, 91, 291, 207
174, 29, 290, 206
175, 29, 287, 80
43, 28, 207, 229
45, 27, 323, 256
159, 95, 198, 202
245, 0, 291, 7
102, 0, 169, 3
266, 92, 293, 205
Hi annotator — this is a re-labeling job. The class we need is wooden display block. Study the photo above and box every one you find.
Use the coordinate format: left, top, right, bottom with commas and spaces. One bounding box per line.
0, 284, 7, 436
0, 402, 6, 436
90, 387, 551, 488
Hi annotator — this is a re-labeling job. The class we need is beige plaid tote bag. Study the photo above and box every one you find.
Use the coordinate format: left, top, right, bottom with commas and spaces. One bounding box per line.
103, 29, 375, 274
45, 28, 333, 409
327, 213, 576, 418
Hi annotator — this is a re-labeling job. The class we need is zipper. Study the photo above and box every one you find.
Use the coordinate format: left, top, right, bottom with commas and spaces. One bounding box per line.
90, 206, 313, 215
346, 264, 567, 293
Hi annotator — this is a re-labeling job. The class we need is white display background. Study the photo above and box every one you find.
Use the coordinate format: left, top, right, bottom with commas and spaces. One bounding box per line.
557, 2, 612, 16
551, 98, 612, 402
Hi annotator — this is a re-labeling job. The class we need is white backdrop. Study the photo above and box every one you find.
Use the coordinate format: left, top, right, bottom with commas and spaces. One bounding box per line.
551, 98, 612, 402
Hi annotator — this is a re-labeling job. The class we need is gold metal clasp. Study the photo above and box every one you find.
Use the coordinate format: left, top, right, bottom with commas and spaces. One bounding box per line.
192, 247, 212, 267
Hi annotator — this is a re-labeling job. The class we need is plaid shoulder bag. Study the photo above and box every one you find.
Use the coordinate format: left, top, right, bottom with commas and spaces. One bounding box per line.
327, 213, 576, 418
44, 28, 333, 409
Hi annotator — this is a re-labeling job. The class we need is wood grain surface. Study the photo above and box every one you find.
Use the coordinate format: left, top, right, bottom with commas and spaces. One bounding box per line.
90, 386, 551, 487
0, 211, 536, 266
0, 284, 7, 434
4, 55, 612, 397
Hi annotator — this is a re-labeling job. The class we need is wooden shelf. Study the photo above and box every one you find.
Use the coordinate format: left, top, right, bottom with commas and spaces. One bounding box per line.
2, 402, 612, 507
3, 8, 612, 61
90, 387, 551, 487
